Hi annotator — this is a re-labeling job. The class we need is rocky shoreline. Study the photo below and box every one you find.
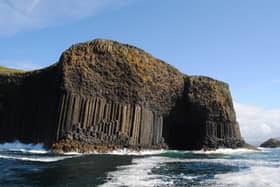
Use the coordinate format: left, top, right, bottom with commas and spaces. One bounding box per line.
51, 139, 168, 154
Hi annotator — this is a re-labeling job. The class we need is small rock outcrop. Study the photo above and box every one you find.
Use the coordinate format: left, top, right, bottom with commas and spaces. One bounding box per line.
260, 138, 280, 148
0, 39, 246, 152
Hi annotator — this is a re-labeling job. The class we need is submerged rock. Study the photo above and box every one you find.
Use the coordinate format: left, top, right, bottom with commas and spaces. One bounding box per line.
0, 39, 246, 152
260, 138, 280, 148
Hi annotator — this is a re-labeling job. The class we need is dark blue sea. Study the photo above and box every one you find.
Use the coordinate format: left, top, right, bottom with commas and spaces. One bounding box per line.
0, 141, 279, 187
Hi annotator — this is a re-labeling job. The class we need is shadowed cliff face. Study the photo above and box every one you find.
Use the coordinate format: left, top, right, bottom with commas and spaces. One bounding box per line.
0, 39, 245, 151
164, 76, 244, 150
0, 65, 62, 146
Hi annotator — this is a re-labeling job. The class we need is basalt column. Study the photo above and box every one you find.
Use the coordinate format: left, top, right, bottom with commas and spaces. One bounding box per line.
0, 65, 62, 147
0, 39, 246, 151
55, 93, 166, 148
163, 76, 245, 150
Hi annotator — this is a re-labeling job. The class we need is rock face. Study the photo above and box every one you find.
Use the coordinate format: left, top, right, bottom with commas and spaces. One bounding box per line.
260, 138, 280, 148
0, 65, 61, 145
164, 76, 244, 150
0, 39, 245, 151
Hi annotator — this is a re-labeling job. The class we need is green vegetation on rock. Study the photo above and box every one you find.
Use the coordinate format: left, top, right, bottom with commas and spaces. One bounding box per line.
0, 66, 25, 74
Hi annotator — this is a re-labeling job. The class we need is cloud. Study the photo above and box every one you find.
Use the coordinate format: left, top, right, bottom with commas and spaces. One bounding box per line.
0, 60, 41, 70
234, 103, 280, 146
0, 0, 130, 36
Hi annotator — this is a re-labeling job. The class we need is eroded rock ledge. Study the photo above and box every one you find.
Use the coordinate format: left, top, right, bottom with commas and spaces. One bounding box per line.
0, 39, 245, 152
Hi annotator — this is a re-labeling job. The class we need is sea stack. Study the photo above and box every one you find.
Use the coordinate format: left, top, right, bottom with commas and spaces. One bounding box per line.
0, 39, 245, 152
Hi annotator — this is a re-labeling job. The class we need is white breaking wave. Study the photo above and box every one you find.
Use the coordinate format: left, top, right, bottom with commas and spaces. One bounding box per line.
103, 149, 167, 156
0, 141, 257, 156
191, 148, 259, 155
99, 156, 227, 187
0, 140, 48, 154
63, 152, 83, 155
0, 155, 73, 162
99, 156, 174, 187
100, 148, 280, 187
62, 148, 260, 157
97, 147, 258, 156
213, 166, 280, 187
0, 141, 79, 162
62, 149, 167, 156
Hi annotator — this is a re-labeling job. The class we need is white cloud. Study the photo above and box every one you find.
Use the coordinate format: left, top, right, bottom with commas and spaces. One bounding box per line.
0, 0, 130, 36
234, 103, 280, 146
0, 60, 41, 70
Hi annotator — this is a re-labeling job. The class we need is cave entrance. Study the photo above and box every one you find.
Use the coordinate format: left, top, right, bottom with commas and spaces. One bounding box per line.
163, 97, 207, 150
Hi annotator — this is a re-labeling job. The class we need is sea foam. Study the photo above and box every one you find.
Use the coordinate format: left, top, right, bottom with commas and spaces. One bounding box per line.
213, 166, 280, 187
0, 141, 78, 162
103, 149, 167, 156
0, 140, 47, 154
100, 148, 279, 187
192, 148, 259, 155
99, 156, 174, 187
0, 154, 72, 162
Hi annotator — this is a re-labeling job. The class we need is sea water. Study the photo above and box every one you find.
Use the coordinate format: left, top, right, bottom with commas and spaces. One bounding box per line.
0, 141, 279, 187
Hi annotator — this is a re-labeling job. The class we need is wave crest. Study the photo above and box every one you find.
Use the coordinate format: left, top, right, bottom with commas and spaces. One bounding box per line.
0, 140, 47, 154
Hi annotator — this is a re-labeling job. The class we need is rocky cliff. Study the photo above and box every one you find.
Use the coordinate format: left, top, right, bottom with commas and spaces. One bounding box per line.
164, 76, 244, 150
0, 39, 245, 152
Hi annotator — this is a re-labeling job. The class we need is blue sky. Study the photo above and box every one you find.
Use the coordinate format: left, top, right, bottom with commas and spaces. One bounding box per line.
1, 0, 280, 144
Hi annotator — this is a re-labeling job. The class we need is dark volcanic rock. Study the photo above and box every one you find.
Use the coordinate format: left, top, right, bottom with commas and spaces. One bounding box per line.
0, 65, 62, 145
59, 39, 184, 114
164, 76, 244, 150
260, 138, 280, 148
0, 39, 245, 152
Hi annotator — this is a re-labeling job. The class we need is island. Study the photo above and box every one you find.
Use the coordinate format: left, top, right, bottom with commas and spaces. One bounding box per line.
0, 39, 246, 153
260, 138, 280, 148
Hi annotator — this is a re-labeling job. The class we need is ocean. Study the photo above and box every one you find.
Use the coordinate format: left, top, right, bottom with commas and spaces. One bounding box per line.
0, 141, 279, 187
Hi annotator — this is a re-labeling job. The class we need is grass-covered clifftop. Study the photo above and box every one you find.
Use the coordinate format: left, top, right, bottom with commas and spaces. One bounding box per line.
0, 66, 25, 75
